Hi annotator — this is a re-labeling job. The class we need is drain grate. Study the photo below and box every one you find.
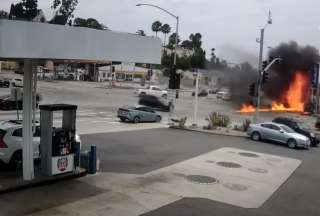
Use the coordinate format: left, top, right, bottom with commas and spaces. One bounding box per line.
238, 152, 260, 158
217, 161, 242, 168
248, 168, 268, 174
224, 183, 248, 191
186, 175, 219, 184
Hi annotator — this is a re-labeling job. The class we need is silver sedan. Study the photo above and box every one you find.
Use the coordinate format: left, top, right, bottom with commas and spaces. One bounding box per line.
247, 122, 310, 149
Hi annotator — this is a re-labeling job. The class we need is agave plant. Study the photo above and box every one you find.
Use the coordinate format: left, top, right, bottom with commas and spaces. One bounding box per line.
205, 112, 230, 129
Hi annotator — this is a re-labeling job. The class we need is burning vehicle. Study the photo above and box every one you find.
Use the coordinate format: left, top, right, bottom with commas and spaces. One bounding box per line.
238, 41, 319, 114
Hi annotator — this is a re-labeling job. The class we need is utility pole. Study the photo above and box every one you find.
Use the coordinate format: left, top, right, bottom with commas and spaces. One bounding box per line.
254, 11, 272, 123
315, 63, 320, 114
254, 28, 264, 123
193, 70, 200, 126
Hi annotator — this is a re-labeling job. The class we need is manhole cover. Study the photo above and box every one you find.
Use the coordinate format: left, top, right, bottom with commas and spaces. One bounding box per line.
217, 161, 242, 168
186, 175, 219, 184
224, 183, 248, 191
238, 152, 260, 158
248, 168, 268, 173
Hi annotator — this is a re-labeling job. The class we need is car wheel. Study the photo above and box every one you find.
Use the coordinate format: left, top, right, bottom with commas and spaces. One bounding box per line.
9, 150, 22, 169
133, 116, 140, 123
140, 92, 146, 96
287, 139, 297, 149
120, 117, 126, 122
251, 132, 261, 141
155, 116, 161, 122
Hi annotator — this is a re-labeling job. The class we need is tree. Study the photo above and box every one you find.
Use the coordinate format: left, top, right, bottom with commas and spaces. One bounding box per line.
73, 17, 87, 27
181, 40, 193, 50
86, 18, 104, 30
0, 10, 8, 19
23, 0, 38, 21
167, 33, 180, 49
190, 48, 206, 69
189, 33, 202, 49
51, 0, 78, 25
151, 21, 162, 37
9, 3, 25, 20
136, 30, 146, 36
161, 23, 171, 47
73, 17, 107, 30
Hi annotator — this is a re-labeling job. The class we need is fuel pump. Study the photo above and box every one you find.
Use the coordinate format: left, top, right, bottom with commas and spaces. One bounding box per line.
39, 104, 78, 176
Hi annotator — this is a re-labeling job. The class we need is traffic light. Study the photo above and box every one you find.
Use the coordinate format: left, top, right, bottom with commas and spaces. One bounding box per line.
262, 60, 268, 71
249, 82, 256, 97
169, 65, 180, 89
262, 71, 269, 84
148, 69, 153, 77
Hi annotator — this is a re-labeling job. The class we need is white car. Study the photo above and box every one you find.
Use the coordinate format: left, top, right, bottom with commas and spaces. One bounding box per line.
0, 120, 81, 168
217, 88, 231, 100
134, 85, 168, 98
11, 78, 23, 87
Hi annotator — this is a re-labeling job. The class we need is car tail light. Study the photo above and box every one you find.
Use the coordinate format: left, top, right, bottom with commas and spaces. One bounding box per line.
0, 137, 7, 148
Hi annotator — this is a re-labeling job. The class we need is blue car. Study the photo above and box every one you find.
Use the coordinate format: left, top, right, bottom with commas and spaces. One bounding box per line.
117, 106, 162, 123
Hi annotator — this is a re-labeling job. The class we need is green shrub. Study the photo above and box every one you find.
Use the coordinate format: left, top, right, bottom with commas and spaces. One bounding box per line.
205, 112, 230, 129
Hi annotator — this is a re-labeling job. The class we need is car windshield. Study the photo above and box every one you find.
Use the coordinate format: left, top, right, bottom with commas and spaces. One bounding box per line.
280, 125, 295, 133
298, 122, 310, 131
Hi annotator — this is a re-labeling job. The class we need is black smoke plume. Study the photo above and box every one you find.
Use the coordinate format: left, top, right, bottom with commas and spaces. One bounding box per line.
264, 41, 319, 103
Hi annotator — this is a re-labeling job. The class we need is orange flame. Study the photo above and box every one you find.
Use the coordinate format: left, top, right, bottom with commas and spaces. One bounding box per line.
239, 104, 256, 113
239, 71, 310, 113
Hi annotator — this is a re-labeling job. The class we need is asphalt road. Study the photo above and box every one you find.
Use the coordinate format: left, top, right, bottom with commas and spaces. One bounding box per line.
82, 128, 320, 216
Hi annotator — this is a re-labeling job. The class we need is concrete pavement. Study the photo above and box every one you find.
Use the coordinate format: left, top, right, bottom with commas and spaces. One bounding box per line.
1, 128, 318, 216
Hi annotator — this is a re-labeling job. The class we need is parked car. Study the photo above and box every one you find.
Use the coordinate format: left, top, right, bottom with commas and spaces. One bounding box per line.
10, 78, 23, 87
0, 77, 10, 88
134, 85, 168, 98
273, 117, 319, 146
117, 105, 162, 123
138, 95, 172, 112
247, 122, 311, 149
217, 88, 231, 100
208, 88, 219, 94
0, 94, 41, 110
192, 89, 208, 97
0, 120, 81, 168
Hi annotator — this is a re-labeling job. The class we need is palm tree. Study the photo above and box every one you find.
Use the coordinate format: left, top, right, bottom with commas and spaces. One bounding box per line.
189, 33, 202, 49
151, 21, 162, 37
136, 29, 146, 36
161, 24, 171, 47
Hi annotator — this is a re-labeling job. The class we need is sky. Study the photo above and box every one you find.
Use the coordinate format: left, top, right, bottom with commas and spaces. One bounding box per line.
1, 0, 320, 65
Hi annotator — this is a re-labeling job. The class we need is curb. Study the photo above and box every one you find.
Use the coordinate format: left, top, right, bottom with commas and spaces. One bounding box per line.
0, 169, 87, 195
169, 126, 248, 138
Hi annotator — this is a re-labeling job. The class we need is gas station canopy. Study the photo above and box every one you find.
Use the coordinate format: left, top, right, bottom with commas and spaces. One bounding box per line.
0, 20, 161, 64
0, 19, 161, 181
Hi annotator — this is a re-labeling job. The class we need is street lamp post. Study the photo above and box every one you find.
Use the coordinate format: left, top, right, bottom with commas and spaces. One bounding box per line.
254, 11, 272, 123
136, 3, 179, 87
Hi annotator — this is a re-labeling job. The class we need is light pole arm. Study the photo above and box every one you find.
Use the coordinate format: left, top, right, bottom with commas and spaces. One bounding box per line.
263, 57, 281, 73
136, 3, 178, 19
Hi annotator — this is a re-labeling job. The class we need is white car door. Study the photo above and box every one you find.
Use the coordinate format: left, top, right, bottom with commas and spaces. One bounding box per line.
11, 127, 40, 159
151, 87, 162, 96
